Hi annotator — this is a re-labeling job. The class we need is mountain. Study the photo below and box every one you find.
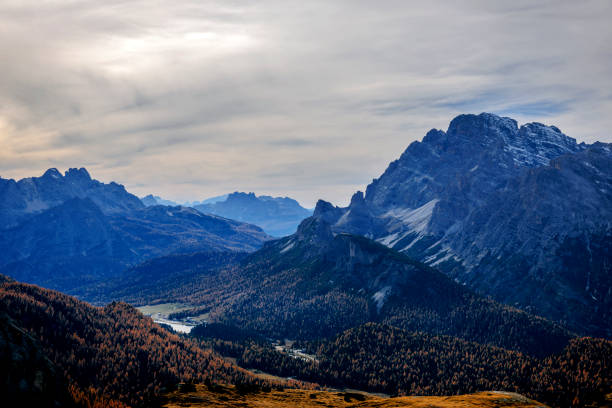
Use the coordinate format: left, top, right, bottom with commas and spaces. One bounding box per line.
0, 197, 132, 291
0, 276, 265, 407
140, 194, 178, 206
194, 192, 312, 237
0, 198, 268, 292
447, 143, 612, 335
184, 194, 229, 207
0, 167, 144, 229
313, 113, 611, 337
0, 169, 269, 292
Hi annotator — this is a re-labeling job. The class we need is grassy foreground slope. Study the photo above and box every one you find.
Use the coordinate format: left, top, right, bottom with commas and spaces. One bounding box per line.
163, 384, 549, 408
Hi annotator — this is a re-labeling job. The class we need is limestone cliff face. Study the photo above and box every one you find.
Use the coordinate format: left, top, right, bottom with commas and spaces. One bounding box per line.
315, 113, 610, 336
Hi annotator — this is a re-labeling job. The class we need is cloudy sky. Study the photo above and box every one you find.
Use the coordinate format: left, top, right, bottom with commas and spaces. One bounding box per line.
1, 0, 611, 206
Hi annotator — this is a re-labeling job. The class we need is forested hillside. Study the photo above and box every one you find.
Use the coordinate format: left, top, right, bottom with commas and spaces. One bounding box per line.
192, 322, 611, 407
0, 277, 265, 407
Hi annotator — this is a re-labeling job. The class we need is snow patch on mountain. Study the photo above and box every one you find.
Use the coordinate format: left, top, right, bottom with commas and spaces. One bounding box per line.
23, 199, 49, 213
377, 231, 401, 246
372, 285, 392, 312
431, 252, 454, 266
383, 199, 439, 234
335, 209, 352, 227
280, 241, 295, 253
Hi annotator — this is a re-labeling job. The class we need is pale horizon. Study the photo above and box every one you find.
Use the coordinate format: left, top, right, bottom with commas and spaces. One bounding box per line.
1, 1, 611, 207
0, 110, 604, 209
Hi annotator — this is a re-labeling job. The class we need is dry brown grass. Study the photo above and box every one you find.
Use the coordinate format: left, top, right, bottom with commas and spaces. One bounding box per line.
163, 384, 548, 408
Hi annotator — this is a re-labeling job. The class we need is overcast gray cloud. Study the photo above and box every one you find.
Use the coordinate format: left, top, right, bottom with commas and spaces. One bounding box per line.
1, 0, 611, 206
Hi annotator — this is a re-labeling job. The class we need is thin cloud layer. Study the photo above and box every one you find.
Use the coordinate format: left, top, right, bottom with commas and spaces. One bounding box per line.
1, 0, 611, 206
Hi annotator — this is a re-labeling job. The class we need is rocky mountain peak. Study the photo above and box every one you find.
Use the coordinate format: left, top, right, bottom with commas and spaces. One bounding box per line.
0, 167, 144, 228
364, 112, 585, 212
420, 128, 446, 145
140, 194, 178, 207
313, 199, 334, 216
414, 113, 581, 168
42, 168, 62, 179
140, 194, 158, 206
312, 199, 343, 225
295, 214, 334, 244
325, 112, 611, 336
194, 191, 312, 237
446, 112, 519, 141
226, 192, 257, 202
350, 191, 366, 207
64, 167, 92, 182
509, 122, 582, 167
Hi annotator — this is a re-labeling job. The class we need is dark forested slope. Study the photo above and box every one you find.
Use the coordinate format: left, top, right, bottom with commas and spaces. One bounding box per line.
0, 277, 258, 407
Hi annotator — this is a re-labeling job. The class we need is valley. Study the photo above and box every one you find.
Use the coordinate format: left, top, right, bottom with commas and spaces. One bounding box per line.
2, 1, 612, 406
1, 113, 611, 408
151, 317, 196, 334
136, 303, 203, 333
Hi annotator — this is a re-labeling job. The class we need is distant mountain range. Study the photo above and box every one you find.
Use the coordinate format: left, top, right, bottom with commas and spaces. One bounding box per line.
140, 194, 178, 206
0, 167, 143, 228
184, 194, 229, 207
0, 168, 269, 292
139, 191, 311, 237
194, 192, 312, 237
312, 113, 611, 337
